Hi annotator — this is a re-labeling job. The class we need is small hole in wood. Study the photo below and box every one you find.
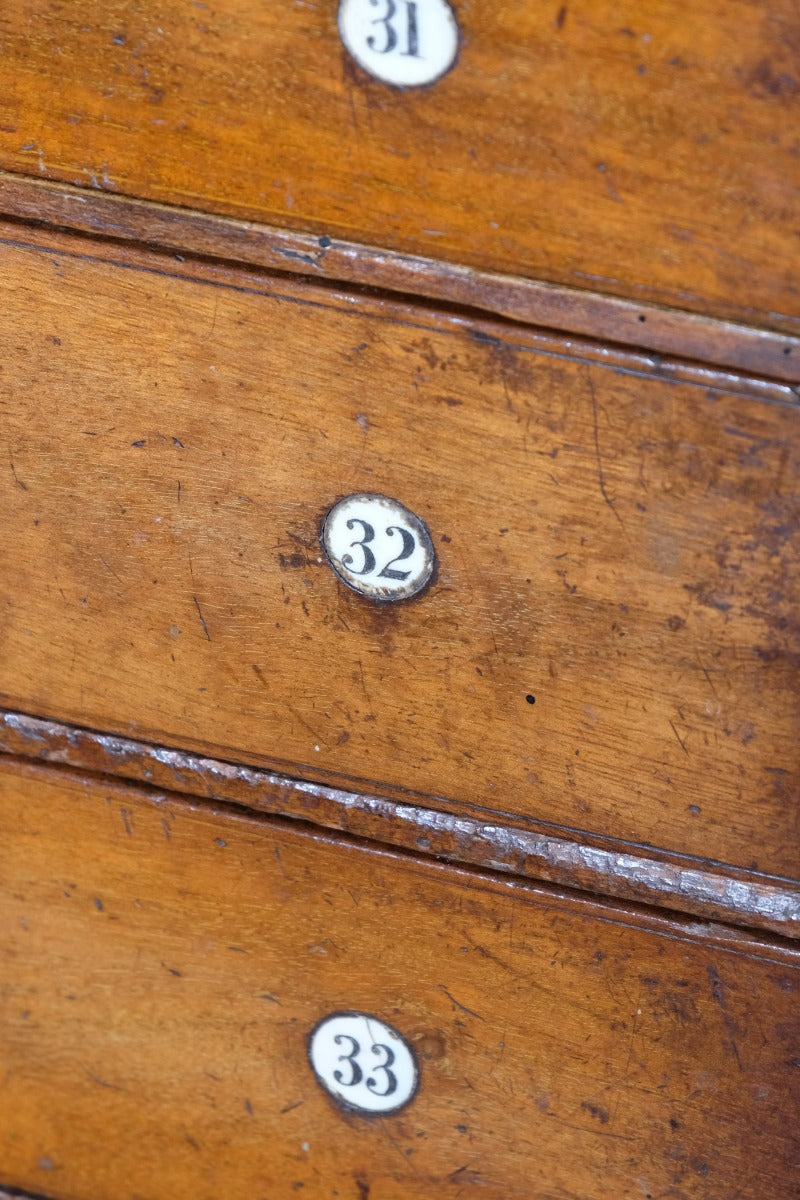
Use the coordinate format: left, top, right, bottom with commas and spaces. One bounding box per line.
525, 694, 536, 705
638, 314, 646, 322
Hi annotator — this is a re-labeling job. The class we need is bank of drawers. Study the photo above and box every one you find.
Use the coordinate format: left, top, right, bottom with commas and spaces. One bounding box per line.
1, 5, 799, 1190
1, 1, 799, 329
1, 756, 796, 1200
1, 229, 798, 881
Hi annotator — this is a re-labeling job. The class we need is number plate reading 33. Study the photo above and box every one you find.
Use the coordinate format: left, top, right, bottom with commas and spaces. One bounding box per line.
308, 1012, 419, 1115
321, 493, 436, 602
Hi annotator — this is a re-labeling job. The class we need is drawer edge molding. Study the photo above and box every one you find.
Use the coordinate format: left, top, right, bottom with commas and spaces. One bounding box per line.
2, 709, 798, 941
1, 170, 799, 385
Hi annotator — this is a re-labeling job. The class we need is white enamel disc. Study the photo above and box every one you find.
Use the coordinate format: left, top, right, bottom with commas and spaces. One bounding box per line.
338, 0, 460, 89
321, 493, 435, 602
308, 1012, 419, 1114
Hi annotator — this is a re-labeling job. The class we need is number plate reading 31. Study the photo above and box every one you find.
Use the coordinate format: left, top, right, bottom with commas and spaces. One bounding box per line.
338, 0, 459, 89
322, 493, 436, 602
308, 1012, 419, 1115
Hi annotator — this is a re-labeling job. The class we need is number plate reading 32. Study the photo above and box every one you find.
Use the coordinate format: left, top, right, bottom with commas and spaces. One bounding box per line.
321, 493, 436, 602
308, 1012, 419, 1115
338, 0, 460, 89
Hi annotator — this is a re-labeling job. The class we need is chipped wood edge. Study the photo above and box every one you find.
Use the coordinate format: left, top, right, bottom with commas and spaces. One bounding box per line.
2, 710, 798, 941
0, 171, 798, 386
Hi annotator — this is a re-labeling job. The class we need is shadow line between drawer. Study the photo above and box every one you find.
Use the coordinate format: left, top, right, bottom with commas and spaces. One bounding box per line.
2, 709, 797, 942
1, 171, 799, 388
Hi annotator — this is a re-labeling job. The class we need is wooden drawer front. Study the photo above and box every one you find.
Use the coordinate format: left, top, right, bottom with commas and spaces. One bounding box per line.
1, 231, 798, 880
0, 1, 799, 331
1, 757, 797, 1200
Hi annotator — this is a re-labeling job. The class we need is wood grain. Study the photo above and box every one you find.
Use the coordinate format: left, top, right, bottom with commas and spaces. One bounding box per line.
0, 1, 798, 332
2, 173, 800, 385
3, 709, 799, 939
0, 228, 798, 880
1, 757, 798, 1200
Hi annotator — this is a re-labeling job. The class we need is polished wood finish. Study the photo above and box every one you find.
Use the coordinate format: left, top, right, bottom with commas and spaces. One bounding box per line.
1, 226, 798, 880
4, 709, 798, 938
1, 2, 799, 332
2, 174, 799, 385
1, 2, 797, 1195
1, 757, 798, 1200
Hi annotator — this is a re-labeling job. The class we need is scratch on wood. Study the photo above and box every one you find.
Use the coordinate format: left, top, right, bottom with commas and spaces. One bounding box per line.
439, 985, 484, 1021
9, 453, 28, 490
193, 595, 211, 641
99, 555, 122, 583
707, 964, 744, 1071
669, 719, 690, 756
586, 366, 625, 530
84, 1068, 125, 1092
252, 663, 269, 689
285, 701, 322, 746
273, 245, 324, 270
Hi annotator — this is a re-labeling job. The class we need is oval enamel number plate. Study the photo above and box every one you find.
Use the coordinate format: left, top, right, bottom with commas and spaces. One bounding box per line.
308, 1012, 419, 1115
338, 0, 459, 88
321, 493, 436, 602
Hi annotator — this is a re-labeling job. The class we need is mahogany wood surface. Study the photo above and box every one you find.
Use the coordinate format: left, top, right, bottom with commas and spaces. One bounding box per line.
1, 757, 798, 1200
0, 1, 799, 333
2, 173, 800, 386
1, 225, 798, 880
3, 709, 799, 939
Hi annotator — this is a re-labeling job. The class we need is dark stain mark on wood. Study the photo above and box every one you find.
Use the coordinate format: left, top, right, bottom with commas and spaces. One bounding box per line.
743, 58, 798, 101
581, 1100, 610, 1123
447, 1165, 481, 1184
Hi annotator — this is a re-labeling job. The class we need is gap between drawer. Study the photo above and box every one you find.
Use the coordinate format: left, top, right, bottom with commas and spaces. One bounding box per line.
2, 709, 797, 943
